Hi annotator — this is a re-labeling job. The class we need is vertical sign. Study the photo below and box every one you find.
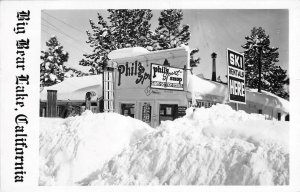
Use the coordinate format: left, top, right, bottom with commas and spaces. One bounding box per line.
177, 106, 187, 118
227, 48, 246, 104
142, 103, 151, 124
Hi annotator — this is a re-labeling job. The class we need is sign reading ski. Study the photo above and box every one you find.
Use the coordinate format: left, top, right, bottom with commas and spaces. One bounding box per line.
227, 48, 246, 104
150, 63, 184, 91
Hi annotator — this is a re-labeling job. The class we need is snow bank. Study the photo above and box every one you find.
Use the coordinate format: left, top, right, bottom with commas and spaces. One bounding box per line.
39, 111, 152, 185
40, 104, 289, 186
87, 105, 289, 185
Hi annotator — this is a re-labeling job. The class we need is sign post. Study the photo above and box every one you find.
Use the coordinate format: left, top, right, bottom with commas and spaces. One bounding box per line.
227, 48, 246, 108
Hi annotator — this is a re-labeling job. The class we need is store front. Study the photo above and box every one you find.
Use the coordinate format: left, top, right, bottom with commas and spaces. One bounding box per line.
39, 47, 289, 123
110, 47, 191, 127
39, 75, 102, 118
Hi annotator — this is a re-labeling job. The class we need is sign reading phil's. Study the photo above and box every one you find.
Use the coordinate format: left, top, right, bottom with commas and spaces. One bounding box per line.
150, 64, 184, 91
227, 48, 246, 104
117, 61, 150, 86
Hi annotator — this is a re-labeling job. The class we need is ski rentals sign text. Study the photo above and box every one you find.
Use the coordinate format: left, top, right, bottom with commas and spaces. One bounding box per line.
227, 48, 246, 104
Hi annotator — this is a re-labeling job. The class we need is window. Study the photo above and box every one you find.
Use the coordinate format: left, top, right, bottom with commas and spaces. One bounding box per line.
278, 113, 281, 121
285, 114, 289, 121
121, 103, 135, 118
56, 105, 63, 117
258, 109, 262, 114
159, 104, 178, 123
41, 107, 46, 117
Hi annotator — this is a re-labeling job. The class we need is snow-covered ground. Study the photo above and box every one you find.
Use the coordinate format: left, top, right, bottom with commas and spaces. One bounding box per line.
39, 104, 289, 186
39, 111, 152, 185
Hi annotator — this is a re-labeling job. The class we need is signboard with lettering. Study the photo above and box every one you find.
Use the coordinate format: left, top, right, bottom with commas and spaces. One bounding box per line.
194, 100, 217, 108
177, 106, 187, 117
89, 91, 96, 97
150, 64, 184, 91
142, 103, 151, 124
117, 61, 150, 88
114, 48, 188, 96
227, 48, 246, 104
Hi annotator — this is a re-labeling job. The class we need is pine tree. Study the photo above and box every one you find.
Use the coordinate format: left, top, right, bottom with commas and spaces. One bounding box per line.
80, 9, 200, 73
40, 36, 69, 87
64, 66, 89, 78
242, 27, 289, 99
79, 13, 110, 74
108, 9, 154, 49
154, 9, 200, 67
80, 10, 153, 74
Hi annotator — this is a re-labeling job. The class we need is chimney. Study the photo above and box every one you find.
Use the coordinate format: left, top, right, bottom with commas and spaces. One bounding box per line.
211, 52, 217, 81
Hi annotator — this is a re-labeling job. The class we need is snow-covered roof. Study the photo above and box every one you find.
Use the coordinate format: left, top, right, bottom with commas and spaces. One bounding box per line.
187, 74, 228, 102
187, 74, 289, 113
109, 47, 189, 67
108, 47, 150, 60
247, 89, 289, 113
108, 46, 190, 62
40, 75, 102, 102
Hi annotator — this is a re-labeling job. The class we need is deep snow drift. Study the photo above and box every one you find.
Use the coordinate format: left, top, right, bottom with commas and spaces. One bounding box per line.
39, 104, 289, 186
39, 111, 152, 185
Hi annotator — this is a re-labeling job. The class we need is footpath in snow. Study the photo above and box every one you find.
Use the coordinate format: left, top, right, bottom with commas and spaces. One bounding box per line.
39, 104, 289, 186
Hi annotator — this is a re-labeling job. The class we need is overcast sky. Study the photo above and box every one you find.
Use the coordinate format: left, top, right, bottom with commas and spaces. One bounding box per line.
41, 9, 288, 81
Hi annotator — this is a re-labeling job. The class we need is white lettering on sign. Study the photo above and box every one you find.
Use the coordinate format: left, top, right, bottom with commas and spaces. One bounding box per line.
230, 53, 234, 67
227, 48, 246, 104
229, 79, 245, 97
229, 53, 243, 69
228, 68, 244, 78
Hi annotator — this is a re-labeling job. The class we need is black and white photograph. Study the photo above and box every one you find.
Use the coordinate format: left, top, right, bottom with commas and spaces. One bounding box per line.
39, 9, 289, 185
1, 0, 300, 191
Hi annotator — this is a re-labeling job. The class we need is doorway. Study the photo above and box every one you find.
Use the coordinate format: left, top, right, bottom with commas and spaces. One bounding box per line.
159, 104, 178, 123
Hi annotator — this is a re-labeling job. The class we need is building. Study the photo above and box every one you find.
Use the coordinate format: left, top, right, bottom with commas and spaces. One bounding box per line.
40, 75, 102, 117
40, 46, 289, 126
